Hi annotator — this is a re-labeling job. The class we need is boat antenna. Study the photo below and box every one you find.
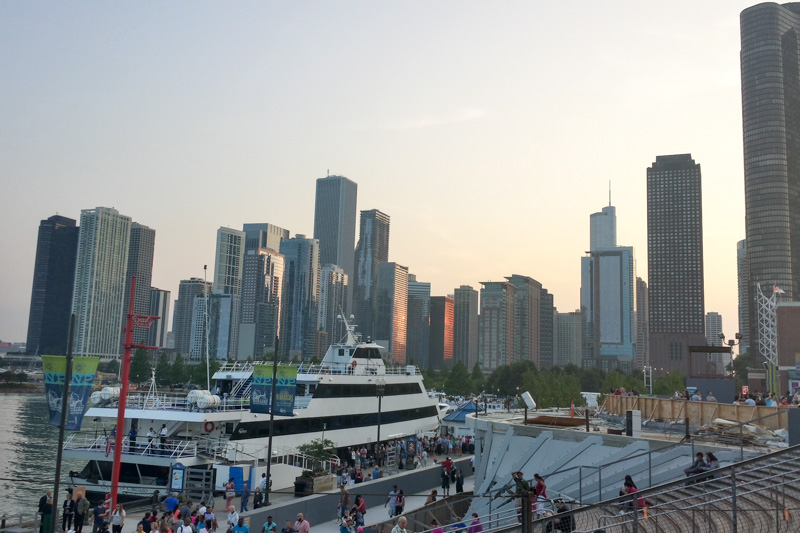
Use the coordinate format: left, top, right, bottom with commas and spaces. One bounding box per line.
337, 307, 358, 345
204, 264, 211, 391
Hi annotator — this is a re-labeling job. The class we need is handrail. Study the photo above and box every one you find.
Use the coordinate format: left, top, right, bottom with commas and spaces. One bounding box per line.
515, 443, 800, 529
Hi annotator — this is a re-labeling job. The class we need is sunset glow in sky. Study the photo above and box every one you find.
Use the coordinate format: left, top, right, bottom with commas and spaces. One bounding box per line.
1, 1, 758, 344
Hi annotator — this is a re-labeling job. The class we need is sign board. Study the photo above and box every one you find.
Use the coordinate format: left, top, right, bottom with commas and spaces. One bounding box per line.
742, 385, 749, 396
170, 463, 186, 493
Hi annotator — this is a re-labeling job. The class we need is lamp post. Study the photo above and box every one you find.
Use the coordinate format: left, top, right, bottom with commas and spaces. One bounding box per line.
376, 378, 386, 445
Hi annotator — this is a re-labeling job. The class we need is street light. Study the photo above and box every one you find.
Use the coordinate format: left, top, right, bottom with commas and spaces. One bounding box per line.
376, 378, 386, 445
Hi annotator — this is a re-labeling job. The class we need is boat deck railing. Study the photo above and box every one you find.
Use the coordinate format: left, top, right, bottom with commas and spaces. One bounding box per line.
63, 433, 199, 459
92, 391, 315, 412
217, 360, 422, 376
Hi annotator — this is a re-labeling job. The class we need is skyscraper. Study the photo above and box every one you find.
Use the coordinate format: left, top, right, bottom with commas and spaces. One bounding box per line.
239, 248, 285, 359
122, 222, 156, 347
173, 277, 212, 356
580, 247, 637, 371
318, 264, 348, 345
375, 262, 408, 363
429, 296, 454, 370
242, 223, 289, 253
214, 227, 245, 356
190, 293, 234, 361
555, 311, 583, 368
453, 285, 479, 371
705, 312, 723, 346
647, 154, 706, 375
505, 275, 541, 367
353, 209, 390, 339
539, 288, 555, 369
26, 215, 79, 355
590, 205, 617, 251
71, 207, 132, 359
406, 274, 431, 368
279, 235, 321, 359
148, 288, 171, 349
737, 239, 750, 355
479, 281, 515, 373
313, 175, 357, 312
635, 277, 649, 369
740, 4, 800, 357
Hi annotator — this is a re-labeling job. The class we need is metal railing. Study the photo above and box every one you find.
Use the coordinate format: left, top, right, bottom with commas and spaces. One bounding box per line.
63, 434, 199, 459
520, 410, 787, 505
529, 443, 800, 533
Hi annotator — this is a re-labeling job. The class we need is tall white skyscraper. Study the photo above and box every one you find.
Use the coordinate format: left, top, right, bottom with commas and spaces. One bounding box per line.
148, 288, 171, 349
705, 312, 723, 346
71, 207, 132, 359
214, 227, 245, 356
590, 205, 616, 251
581, 201, 636, 371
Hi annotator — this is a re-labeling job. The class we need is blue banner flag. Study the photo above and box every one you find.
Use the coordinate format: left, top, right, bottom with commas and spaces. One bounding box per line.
43, 355, 100, 430
251, 365, 297, 416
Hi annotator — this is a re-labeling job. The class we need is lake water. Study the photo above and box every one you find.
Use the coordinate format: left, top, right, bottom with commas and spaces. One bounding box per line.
0, 393, 84, 517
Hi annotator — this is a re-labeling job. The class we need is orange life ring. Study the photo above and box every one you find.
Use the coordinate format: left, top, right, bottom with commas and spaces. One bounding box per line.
204, 421, 215, 433
351, 360, 357, 367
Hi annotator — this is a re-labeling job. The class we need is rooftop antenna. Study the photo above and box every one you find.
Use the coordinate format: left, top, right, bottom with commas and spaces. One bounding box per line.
327, 169, 330, 177
608, 180, 612, 206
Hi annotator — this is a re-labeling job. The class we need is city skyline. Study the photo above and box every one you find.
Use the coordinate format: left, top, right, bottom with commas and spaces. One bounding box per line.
1, 2, 756, 344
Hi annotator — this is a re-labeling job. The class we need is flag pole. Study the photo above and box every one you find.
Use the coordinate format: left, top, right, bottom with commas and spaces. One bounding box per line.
52, 314, 76, 533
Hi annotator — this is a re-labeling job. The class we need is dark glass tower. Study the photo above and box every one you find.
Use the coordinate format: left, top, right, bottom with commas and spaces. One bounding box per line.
26, 215, 79, 355
740, 3, 800, 356
313, 175, 357, 312
353, 209, 390, 339
647, 154, 706, 376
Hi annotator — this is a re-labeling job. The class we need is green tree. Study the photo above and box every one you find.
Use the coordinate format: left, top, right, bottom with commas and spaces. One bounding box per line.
444, 362, 472, 396
155, 354, 172, 386
129, 349, 152, 384
172, 354, 189, 384
485, 361, 535, 396
580, 367, 606, 392
522, 369, 582, 409
98, 359, 120, 374
729, 352, 752, 389
470, 363, 485, 393
601, 370, 643, 395
653, 372, 686, 396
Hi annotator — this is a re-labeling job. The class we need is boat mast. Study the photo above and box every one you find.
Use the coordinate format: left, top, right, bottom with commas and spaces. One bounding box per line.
204, 265, 211, 391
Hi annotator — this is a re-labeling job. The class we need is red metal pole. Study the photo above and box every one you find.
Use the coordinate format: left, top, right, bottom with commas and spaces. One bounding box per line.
110, 276, 136, 508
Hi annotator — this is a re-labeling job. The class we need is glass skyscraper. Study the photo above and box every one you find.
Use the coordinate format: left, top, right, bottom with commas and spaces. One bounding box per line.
740, 3, 800, 357
313, 175, 357, 312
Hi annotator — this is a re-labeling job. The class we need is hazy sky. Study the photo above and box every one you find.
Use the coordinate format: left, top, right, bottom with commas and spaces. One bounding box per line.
1, 1, 757, 344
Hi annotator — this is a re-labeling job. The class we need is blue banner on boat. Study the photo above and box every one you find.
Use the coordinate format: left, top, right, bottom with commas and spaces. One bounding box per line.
42, 355, 100, 430
251, 365, 297, 416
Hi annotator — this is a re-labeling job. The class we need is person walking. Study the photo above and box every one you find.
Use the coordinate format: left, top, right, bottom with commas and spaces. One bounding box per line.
110, 504, 126, 533
240, 484, 250, 513
224, 479, 236, 510
441, 467, 451, 496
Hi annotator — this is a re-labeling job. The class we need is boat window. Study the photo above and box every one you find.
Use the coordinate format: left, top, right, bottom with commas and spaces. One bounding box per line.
296, 383, 307, 396
352, 347, 382, 359
338, 349, 345, 356
313, 382, 422, 398
231, 406, 438, 440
